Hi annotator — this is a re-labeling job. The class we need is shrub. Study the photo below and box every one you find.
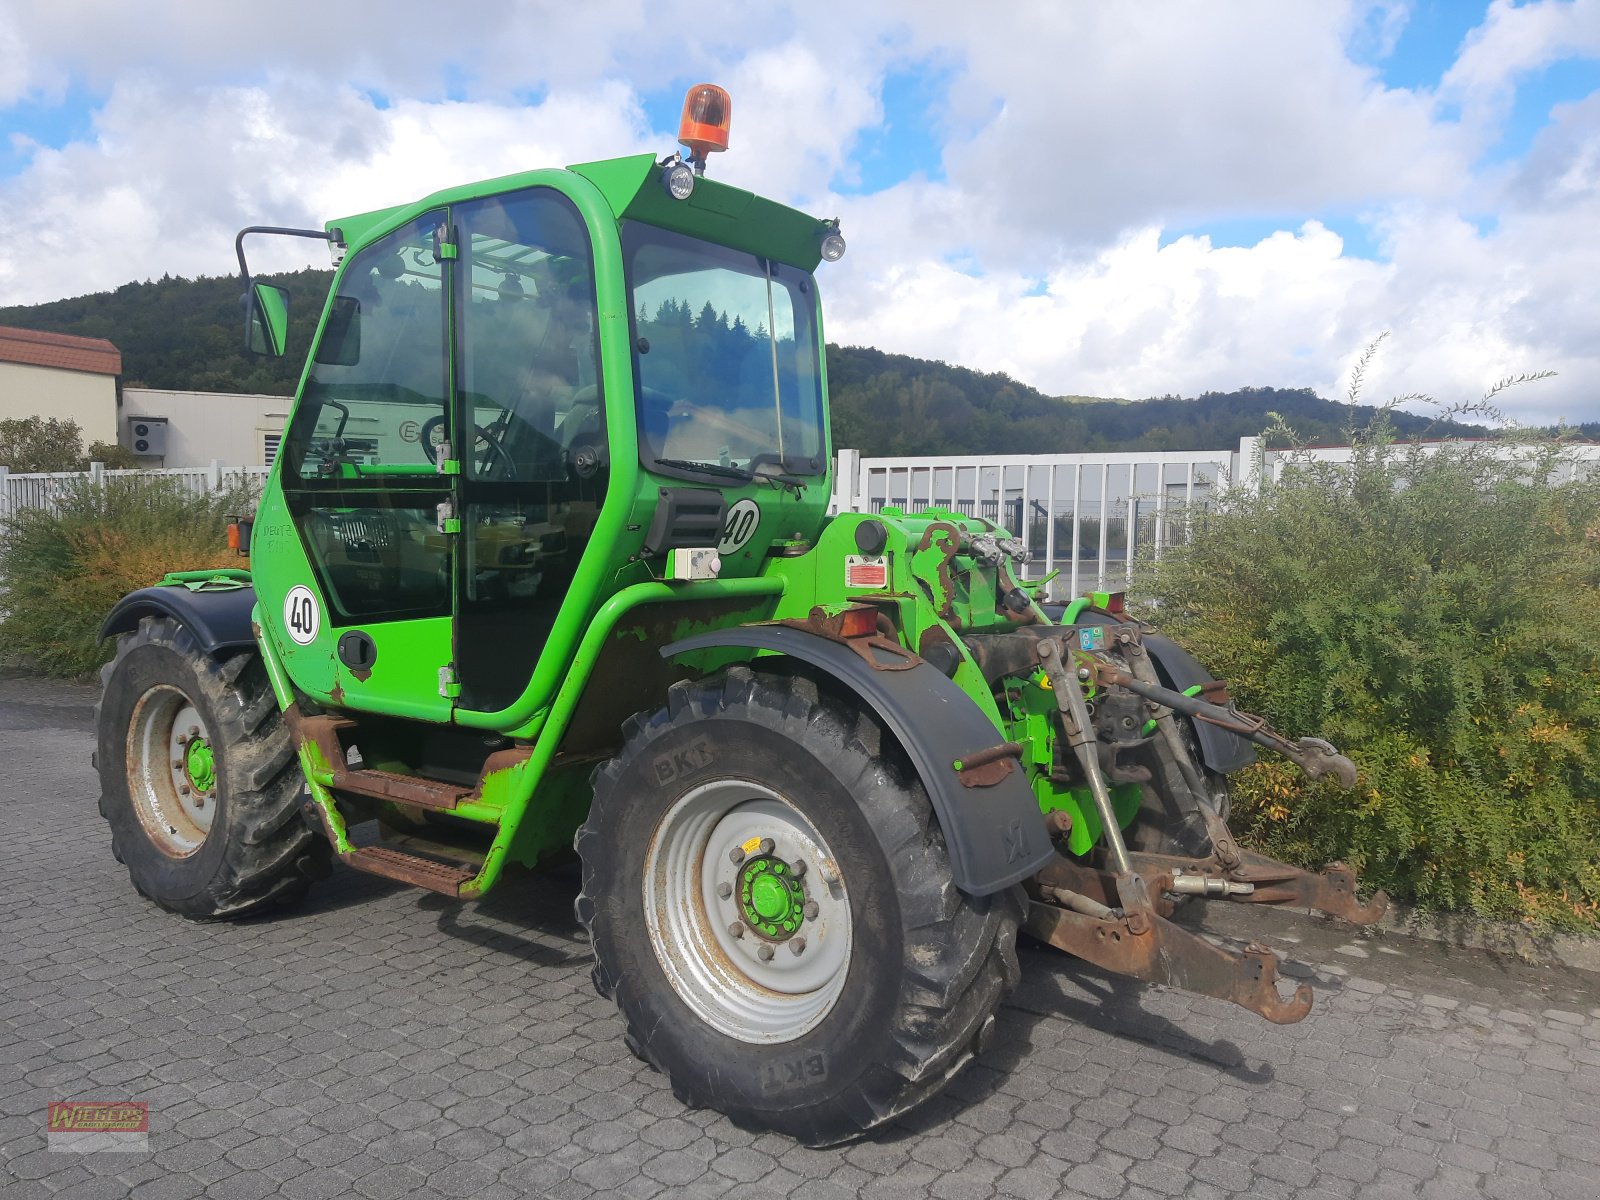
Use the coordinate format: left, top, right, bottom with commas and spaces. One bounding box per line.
0, 475, 253, 676
1139, 433, 1600, 929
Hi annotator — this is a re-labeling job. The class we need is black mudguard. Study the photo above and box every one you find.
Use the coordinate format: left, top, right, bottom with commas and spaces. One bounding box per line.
662, 627, 1054, 897
100, 585, 259, 655
1141, 632, 1257, 775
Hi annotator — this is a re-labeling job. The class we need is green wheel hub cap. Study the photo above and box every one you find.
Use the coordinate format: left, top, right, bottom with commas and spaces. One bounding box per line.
184, 737, 216, 794
739, 857, 806, 939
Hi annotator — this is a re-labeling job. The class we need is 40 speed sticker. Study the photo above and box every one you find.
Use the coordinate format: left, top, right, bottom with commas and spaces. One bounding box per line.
718, 498, 761, 555
283, 585, 320, 645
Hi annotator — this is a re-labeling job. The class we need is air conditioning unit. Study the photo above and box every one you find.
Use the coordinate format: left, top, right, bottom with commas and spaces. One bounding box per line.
127, 416, 169, 457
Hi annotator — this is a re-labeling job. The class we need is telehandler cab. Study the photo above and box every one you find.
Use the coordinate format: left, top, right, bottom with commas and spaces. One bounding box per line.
96, 84, 1384, 1143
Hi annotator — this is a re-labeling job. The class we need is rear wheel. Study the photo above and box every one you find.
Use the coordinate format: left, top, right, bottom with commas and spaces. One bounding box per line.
576, 668, 1022, 1145
1124, 729, 1232, 858
96, 615, 327, 919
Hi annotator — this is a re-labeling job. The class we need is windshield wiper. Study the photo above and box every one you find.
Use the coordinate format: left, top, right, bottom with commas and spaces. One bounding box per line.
651, 457, 754, 482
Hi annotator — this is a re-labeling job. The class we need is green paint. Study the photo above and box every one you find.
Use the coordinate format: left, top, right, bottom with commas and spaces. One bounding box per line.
1140, 683, 1204, 736
159, 568, 251, 592
184, 737, 215, 793
740, 858, 805, 938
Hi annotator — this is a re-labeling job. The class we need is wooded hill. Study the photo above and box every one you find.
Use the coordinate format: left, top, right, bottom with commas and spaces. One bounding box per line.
2, 270, 1507, 453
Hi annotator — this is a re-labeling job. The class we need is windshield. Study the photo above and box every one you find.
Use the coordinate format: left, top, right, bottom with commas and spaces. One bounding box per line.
623, 222, 825, 479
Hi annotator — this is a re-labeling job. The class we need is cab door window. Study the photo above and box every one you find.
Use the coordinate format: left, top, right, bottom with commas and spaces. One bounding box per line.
452, 189, 606, 712
279, 214, 451, 623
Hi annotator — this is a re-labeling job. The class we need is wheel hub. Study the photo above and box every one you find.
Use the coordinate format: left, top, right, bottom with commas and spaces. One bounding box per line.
738, 857, 806, 940
184, 736, 216, 795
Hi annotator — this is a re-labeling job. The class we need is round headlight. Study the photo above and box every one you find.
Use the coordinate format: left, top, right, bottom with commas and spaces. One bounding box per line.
663, 162, 696, 201
819, 230, 847, 262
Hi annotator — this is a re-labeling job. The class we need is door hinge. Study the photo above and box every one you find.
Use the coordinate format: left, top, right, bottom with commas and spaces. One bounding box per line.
438, 664, 461, 699
435, 440, 461, 476
436, 498, 461, 535
434, 224, 459, 261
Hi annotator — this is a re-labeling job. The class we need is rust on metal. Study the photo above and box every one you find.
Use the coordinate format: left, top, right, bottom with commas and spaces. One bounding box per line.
775, 606, 922, 672
1024, 899, 1314, 1024
343, 846, 474, 896
953, 741, 1023, 788
913, 521, 962, 626
331, 767, 470, 810
1106, 848, 1389, 926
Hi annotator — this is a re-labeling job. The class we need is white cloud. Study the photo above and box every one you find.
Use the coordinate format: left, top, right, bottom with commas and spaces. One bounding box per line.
1444, 0, 1600, 95
0, 1, 1596, 429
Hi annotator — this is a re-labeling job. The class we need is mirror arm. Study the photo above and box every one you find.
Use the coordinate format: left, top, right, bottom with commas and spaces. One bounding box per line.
235, 225, 344, 286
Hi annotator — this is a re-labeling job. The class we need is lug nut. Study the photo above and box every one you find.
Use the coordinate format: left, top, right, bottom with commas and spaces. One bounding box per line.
195, 796, 206, 809
717, 882, 733, 900
728, 921, 745, 939
179, 784, 190, 796
729, 846, 746, 865
175, 734, 189, 747
819, 862, 841, 885
789, 937, 806, 956
172, 758, 184, 769
756, 944, 775, 962
758, 837, 775, 855
803, 900, 819, 920
791, 859, 807, 878
188, 726, 200, 737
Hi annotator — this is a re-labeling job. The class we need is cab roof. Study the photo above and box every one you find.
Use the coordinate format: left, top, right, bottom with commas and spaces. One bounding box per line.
327, 153, 828, 272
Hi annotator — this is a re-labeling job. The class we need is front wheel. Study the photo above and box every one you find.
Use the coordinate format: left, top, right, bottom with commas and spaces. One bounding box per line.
95, 615, 327, 919
576, 668, 1022, 1145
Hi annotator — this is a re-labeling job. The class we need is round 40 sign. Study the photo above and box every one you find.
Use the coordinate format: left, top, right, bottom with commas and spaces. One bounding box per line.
718, 499, 761, 555
283, 585, 320, 645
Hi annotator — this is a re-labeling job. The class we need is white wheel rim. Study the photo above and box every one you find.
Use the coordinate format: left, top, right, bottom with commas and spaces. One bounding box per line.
643, 780, 853, 1043
125, 685, 216, 857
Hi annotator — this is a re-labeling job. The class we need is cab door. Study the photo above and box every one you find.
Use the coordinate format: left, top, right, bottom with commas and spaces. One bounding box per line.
447, 188, 609, 715
271, 211, 459, 720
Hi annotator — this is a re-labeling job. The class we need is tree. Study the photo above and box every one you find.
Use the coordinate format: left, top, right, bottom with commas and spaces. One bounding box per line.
0, 416, 84, 472
0, 417, 141, 471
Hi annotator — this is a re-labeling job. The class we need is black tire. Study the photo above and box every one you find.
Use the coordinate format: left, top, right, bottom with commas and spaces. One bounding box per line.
575, 668, 1022, 1146
95, 615, 328, 919
1124, 728, 1232, 859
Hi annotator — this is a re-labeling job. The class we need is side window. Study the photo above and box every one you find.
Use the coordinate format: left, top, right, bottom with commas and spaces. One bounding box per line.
282, 215, 448, 482
456, 194, 602, 482
279, 215, 452, 624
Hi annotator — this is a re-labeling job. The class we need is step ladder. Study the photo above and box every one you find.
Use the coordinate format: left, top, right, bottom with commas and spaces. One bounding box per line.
288, 709, 522, 898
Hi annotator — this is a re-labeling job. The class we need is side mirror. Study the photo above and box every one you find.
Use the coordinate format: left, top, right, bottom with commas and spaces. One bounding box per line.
244, 282, 290, 357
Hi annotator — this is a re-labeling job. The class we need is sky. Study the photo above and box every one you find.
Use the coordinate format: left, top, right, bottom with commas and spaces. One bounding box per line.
1, 1, 1598, 426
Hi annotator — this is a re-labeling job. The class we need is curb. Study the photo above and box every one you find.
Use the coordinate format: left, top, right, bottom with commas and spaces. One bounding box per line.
1198, 893, 1600, 976
1370, 900, 1600, 975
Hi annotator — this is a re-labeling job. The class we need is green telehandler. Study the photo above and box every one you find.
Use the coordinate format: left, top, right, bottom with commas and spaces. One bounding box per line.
95, 84, 1384, 1144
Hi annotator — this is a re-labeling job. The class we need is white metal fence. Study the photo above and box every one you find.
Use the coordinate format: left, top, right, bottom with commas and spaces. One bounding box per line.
829, 438, 1266, 599
0, 461, 273, 520
829, 437, 1600, 601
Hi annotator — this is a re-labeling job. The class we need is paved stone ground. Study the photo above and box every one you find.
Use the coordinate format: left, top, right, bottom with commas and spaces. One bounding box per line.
4, 670, 1600, 1200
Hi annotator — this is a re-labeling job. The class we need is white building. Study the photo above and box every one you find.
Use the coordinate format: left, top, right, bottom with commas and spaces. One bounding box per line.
121, 388, 292, 468
0, 325, 122, 448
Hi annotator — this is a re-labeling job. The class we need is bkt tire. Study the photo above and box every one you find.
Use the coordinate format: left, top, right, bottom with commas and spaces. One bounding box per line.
95, 615, 328, 919
1125, 731, 1233, 859
576, 667, 1022, 1145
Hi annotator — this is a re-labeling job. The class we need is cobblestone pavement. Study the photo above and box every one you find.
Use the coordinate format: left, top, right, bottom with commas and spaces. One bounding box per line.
4, 670, 1600, 1200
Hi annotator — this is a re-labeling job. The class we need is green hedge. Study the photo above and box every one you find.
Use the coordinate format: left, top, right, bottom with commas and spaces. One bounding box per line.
1140, 437, 1600, 929
0, 475, 252, 677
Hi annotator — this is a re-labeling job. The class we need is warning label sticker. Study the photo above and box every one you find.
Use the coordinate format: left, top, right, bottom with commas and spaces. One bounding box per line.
845, 555, 888, 589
